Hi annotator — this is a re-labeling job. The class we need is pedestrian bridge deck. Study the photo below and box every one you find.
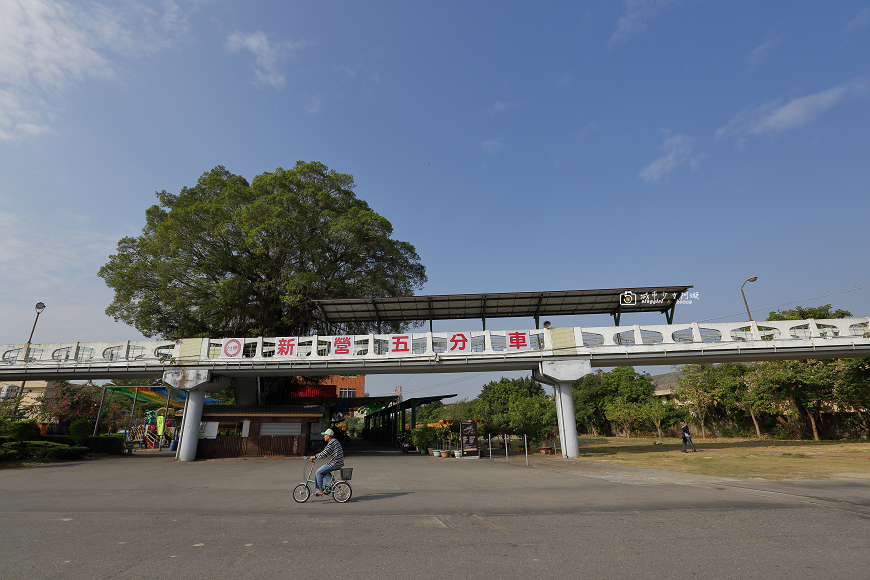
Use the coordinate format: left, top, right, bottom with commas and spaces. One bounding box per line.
1, 317, 868, 382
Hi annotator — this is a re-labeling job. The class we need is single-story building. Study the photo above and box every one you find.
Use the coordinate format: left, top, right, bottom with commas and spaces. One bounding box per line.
186, 404, 325, 460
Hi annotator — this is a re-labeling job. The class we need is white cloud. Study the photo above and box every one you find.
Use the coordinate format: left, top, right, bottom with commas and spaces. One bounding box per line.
0, 207, 138, 344
609, 0, 677, 48
0, 0, 190, 141
482, 139, 503, 153
747, 36, 780, 68
306, 95, 322, 115
226, 30, 310, 89
335, 64, 356, 79
639, 132, 702, 183
486, 101, 514, 116
716, 79, 868, 140
845, 7, 870, 34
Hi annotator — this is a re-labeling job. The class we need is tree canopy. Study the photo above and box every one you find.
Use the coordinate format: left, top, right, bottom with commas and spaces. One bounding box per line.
99, 161, 427, 338
767, 304, 852, 321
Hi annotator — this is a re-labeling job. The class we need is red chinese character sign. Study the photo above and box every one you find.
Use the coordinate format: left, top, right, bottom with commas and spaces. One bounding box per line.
389, 335, 411, 354
332, 336, 354, 355
448, 332, 470, 353
274, 337, 297, 357
221, 338, 244, 358
506, 331, 530, 351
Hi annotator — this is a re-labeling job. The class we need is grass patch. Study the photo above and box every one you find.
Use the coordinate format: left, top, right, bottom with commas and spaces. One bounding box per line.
573, 437, 870, 480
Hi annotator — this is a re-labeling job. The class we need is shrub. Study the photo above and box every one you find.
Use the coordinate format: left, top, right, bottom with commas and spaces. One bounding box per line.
0, 448, 22, 461
10, 420, 41, 442
70, 420, 92, 441
0, 435, 12, 445
81, 435, 124, 455
45, 445, 88, 460
42, 435, 77, 446
1, 441, 88, 460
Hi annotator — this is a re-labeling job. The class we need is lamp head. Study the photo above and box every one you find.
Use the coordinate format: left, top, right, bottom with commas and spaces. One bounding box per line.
542, 321, 551, 329
746, 276, 757, 283
35, 302, 46, 314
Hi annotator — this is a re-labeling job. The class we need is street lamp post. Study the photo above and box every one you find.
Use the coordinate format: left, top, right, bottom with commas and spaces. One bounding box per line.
13, 302, 46, 416
741, 277, 757, 321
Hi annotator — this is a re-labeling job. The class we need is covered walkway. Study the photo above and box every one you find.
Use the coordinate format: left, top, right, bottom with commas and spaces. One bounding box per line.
363, 394, 457, 444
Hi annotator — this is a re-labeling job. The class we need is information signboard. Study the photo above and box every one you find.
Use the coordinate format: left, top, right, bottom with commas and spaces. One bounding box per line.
460, 422, 479, 459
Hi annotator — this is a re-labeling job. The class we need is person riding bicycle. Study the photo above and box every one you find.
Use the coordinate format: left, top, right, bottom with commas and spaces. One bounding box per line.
305, 428, 344, 497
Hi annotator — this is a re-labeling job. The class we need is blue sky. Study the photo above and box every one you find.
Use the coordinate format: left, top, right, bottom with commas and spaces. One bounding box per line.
2, 1, 869, 399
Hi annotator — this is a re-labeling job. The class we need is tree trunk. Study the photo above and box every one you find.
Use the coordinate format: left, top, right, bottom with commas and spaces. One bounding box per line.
749, 407, 762, 439
808, 412, 820, 441
794, 403, 815, 440
809, 413, 820, 441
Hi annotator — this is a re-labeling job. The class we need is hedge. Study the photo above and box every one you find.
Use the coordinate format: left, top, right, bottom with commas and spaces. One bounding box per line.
10, 420, 41, 441
1, 441, 88, 460
70, 420, 91, 441
0, 448, 22, 461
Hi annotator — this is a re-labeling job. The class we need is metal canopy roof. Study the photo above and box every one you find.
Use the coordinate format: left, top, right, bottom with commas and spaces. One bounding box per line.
315, 286, 692, 327
364, 394, 458, 417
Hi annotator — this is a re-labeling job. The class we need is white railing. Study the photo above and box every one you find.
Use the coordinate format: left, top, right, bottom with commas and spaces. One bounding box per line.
0, 318, 867, 377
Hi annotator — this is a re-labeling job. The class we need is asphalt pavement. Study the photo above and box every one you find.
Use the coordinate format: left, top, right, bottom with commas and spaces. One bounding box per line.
1, 441, 868, 579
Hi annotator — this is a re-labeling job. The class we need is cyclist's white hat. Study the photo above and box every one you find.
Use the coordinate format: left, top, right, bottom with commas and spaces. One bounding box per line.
322, 428, 335, 436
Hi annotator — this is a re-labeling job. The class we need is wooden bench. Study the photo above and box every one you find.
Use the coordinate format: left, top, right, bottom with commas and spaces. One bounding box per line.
124, 440, 142, 454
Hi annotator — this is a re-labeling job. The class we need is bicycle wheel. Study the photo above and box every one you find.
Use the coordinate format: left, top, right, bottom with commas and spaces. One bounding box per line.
293, 483, 311, 503
332, 481, 352, 503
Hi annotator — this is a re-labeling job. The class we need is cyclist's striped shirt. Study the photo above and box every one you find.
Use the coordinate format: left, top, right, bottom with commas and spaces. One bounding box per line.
315, 438, 344, 468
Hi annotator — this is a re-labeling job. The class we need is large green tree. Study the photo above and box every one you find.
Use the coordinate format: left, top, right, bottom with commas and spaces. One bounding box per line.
674, 364, 718, 438
99, 161, 427, 338
572, 366, 655, 437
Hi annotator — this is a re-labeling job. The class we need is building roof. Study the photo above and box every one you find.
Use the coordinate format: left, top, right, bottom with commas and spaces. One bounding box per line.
363, 394, 458, 416
314, 286, 692, 326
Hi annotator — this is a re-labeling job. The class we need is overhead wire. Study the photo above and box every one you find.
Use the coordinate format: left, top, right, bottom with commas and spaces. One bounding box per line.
697, 282, 870, 323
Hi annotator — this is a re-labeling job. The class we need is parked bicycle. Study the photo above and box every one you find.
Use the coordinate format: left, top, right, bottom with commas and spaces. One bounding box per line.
293, 459, 353, 503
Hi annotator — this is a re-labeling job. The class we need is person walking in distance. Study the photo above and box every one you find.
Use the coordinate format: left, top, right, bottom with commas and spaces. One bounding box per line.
680, 419, 696, 452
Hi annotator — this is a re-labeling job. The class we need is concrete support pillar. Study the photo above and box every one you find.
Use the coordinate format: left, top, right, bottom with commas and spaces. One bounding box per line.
163, 369, 229, 463
534, 359, 591, 460
553, 381, 580, 458
177, 390, 205, 462
552, 385, 567, 454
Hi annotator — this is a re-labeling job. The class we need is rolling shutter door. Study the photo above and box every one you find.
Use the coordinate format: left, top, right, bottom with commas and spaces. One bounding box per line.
259, 422, 302, 436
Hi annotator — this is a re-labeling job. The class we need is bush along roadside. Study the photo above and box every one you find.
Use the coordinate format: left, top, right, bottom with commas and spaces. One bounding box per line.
2, 441, 89, 460
0, 418, 125, 462
10, 420, 41, 441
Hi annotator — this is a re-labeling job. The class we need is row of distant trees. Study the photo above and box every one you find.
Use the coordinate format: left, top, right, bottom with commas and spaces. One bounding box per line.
576, 305, 869, 441
410, 306, 870, 442
414, 356, 869, 444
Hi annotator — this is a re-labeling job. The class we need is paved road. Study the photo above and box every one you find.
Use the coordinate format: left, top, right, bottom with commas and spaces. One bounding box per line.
1, 444, 869, 579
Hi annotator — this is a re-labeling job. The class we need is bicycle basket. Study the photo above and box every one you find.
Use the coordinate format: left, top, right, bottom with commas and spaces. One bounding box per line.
339, 467, 353, 480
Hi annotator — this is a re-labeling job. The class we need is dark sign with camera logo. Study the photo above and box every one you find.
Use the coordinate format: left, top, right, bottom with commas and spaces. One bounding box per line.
460, 422, 479, 458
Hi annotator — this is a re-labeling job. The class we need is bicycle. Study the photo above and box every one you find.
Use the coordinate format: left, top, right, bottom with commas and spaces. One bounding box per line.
293, 459, 353, 503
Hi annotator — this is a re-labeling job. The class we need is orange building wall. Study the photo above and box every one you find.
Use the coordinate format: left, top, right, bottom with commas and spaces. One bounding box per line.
322, 375, 365, 397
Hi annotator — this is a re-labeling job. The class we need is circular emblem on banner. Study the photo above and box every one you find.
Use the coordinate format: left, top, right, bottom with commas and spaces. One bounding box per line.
223, 339, 242, 358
